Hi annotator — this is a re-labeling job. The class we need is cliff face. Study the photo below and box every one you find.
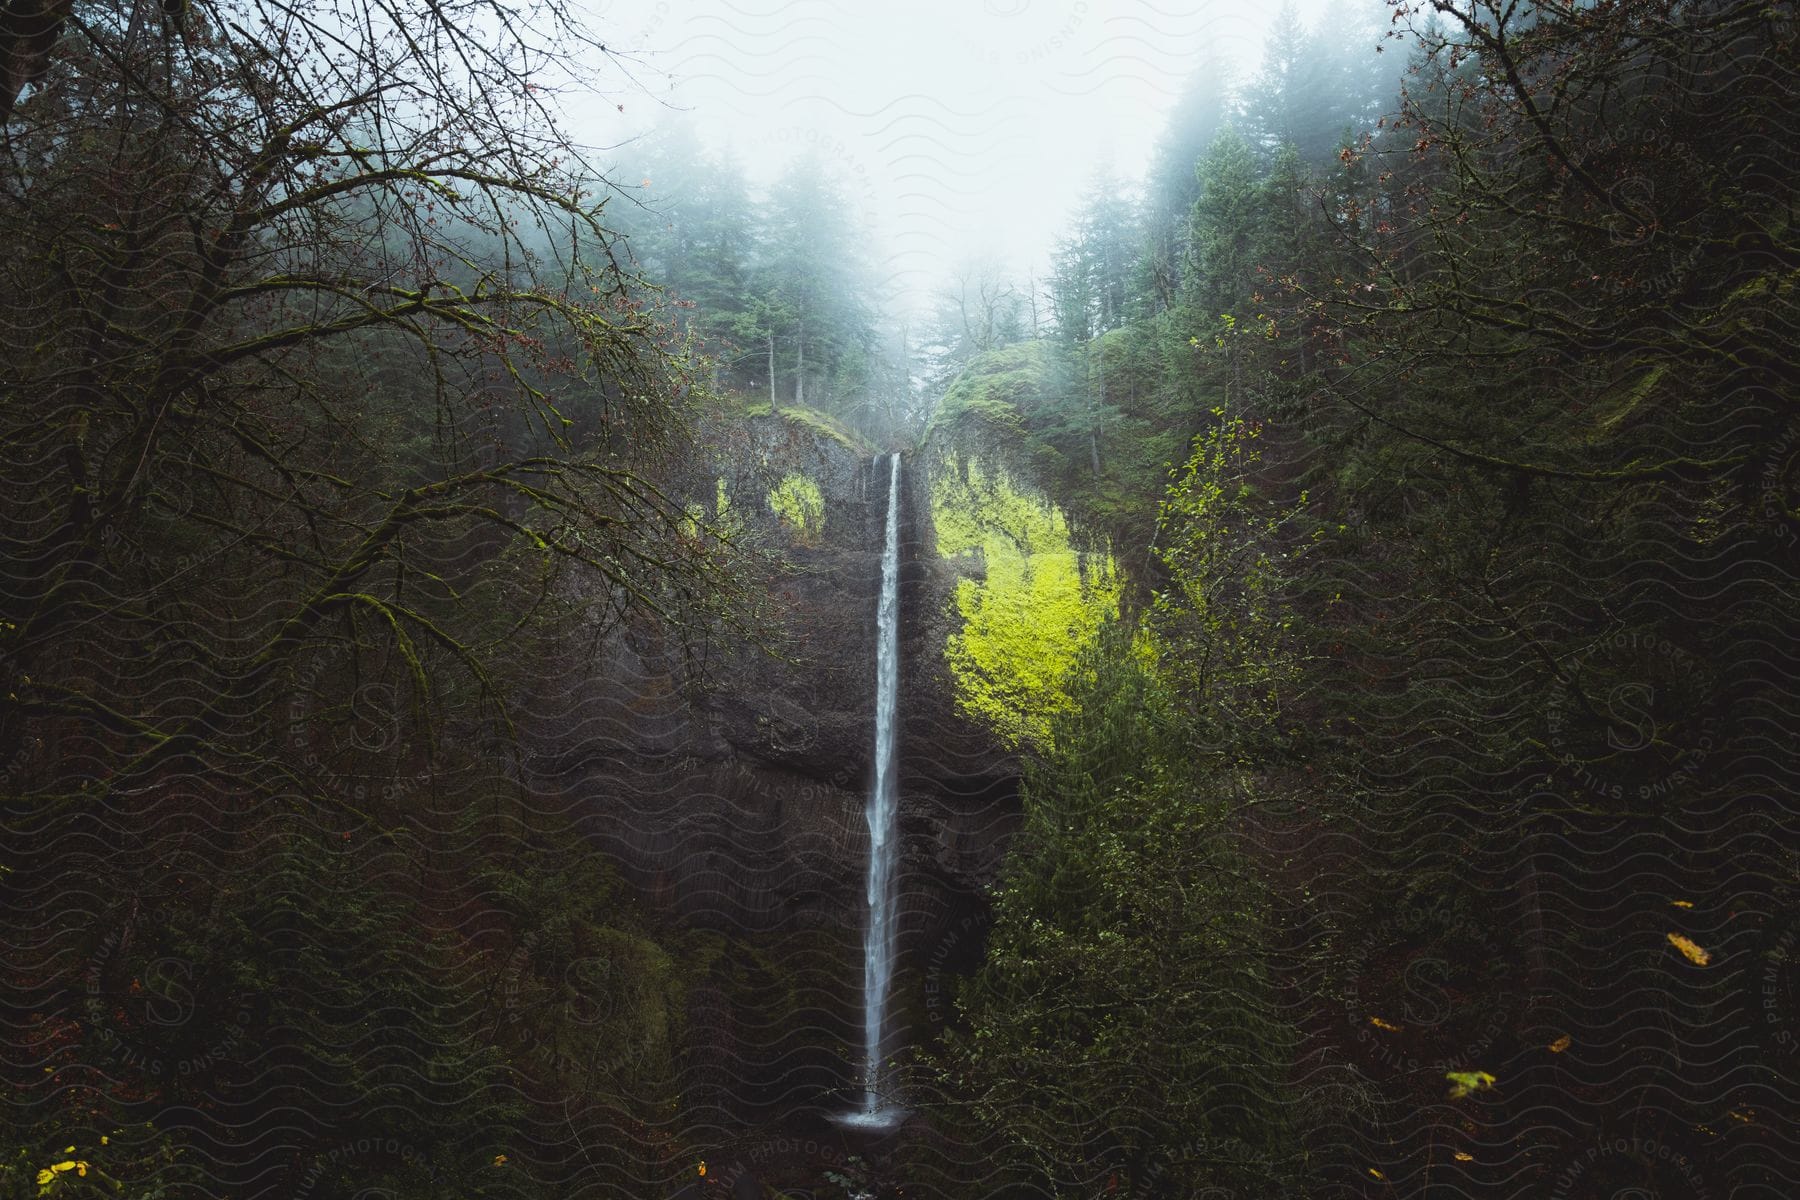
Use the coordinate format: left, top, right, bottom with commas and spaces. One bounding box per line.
511, 409, 1019, 1120
559, 415, 1018, 925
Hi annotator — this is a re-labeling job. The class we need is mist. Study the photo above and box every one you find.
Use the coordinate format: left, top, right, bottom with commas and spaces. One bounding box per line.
583, 0, 1354, 307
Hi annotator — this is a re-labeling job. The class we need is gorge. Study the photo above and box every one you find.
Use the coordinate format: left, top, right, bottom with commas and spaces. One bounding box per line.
2, 2, 1794, 1197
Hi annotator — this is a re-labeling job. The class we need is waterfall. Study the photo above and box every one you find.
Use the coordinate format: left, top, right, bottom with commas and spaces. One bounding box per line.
844, 451, 903, 1127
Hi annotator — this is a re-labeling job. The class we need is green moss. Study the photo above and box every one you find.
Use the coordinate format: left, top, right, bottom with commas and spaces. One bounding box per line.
706, 391, 873, 453
775, 405, 871, 454
928, 340, 1060, 439
768, 472, 825, 543
932, 456, 1120, 748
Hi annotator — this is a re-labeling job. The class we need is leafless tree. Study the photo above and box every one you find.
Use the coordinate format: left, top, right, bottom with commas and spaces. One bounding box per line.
0, 0, 743, 817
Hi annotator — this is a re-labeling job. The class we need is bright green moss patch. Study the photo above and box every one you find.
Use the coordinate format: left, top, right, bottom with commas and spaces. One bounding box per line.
768, 472, 825, 544
710, 475, 750, 540
933, 456, 1120, 748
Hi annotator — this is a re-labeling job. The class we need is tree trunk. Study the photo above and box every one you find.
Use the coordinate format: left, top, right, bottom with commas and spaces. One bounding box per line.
1089, 337, 1104, 477
767, 332, 778, 411
795, 317, 806, 409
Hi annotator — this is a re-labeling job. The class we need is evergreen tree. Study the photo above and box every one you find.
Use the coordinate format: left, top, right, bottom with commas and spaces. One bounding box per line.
751, 154, 876, 413
1241, 2, 1318, 161
612, 127, 760, 390
1306, 0, 1396, 141
1140, 64, 1232, 314
1187, 127, 1264, 318
1048, 172, 1142, 343
1043, 175, 1144, 477
1242, 1, 1390, 167
1185, 127, 1268, 408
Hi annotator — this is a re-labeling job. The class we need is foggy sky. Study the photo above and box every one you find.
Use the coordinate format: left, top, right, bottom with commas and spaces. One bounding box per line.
568, 0, 1344, 315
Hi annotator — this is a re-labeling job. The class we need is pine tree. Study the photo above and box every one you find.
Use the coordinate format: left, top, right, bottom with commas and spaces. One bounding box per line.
1140, 64, 1231, 314
1242, 1, 1390, 167
1241, 3, 1316, 160
1187, 127, 1265, 344
751, 154, 875, 412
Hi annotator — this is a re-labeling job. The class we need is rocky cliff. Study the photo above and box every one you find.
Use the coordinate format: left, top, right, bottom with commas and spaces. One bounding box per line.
509, 408, 1021, 1122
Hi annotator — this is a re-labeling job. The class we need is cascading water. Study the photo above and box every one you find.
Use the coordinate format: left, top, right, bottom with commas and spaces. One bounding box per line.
839, 451, 904, 1128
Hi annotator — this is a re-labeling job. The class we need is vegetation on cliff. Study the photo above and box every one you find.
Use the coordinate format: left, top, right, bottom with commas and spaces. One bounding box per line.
931, 457, 1119, 748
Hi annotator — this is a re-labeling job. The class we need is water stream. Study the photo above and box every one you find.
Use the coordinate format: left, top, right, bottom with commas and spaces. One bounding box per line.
839, 450, 904, 1129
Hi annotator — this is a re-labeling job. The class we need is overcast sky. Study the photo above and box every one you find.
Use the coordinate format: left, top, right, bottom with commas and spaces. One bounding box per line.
568, 0, 1346, 314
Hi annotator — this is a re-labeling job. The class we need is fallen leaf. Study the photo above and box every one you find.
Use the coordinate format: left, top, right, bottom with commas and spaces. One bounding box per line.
1548, 1035, 1571, 1052
1454, 1151, 1474, 1162
1667, 932, 1710, 965
1370, 1016, 1404, 1032
1446, 1070, 1497, 1099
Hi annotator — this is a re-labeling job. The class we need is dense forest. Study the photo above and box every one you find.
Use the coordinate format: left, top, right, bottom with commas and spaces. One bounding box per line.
1, 0, 1795, 1198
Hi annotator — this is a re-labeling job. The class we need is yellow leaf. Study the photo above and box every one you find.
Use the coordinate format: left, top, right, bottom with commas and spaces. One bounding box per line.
1669, 899, 1694, 908
1548, 1035, 1571, 1052
1667, 932, 1710, 965
37, 1160, 87, 1185
1369, 1016, 1403, 1032
1368, 1167, 1385, 1179
1728, 1109, 1755, 1123
1454, 1151, 1474, 1162
492, 1155, 507, 1166
1446, 1071, 1497, 1099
